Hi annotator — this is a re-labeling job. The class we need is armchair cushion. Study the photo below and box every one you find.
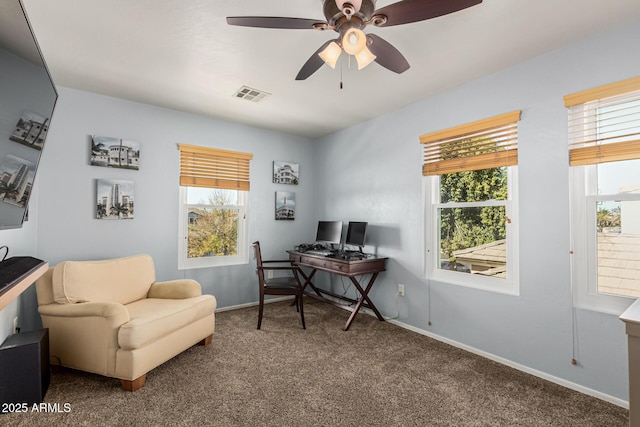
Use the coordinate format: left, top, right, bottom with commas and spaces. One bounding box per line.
52, 254, 155, 304
118, 296, 215, 350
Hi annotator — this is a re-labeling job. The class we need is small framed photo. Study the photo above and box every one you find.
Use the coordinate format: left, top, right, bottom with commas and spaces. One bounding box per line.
273, 161, 299, 185
275, 191, 295, 221
91, 135, 140, 170
96, 179, 134, 220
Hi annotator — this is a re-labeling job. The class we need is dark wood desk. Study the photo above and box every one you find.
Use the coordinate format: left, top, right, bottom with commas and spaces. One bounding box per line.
287, 250, 388, 331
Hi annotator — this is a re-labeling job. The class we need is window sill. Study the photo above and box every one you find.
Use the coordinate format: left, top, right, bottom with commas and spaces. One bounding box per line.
178, 257, 248, 270
429, 269, 519, 296
573, 293, 636, 316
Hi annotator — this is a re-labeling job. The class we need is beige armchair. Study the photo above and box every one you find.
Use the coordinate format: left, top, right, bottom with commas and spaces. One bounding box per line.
35, 254, 216, 391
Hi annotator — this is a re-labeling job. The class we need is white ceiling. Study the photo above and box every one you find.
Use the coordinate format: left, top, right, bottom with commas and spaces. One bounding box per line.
15, 0, 640, 139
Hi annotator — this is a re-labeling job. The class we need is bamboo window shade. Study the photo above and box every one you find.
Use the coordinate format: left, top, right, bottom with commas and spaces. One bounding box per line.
419, 110, 521, 176
178, 144, 253, 191
564, 76, 640, 166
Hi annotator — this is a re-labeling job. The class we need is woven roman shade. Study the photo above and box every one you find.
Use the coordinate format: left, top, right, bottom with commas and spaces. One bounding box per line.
178, 143, 253, 191
419, 111, 521, 176
564, 76, 640, 166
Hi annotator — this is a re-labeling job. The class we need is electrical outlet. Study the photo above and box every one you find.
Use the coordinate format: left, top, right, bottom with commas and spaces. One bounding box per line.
398, 284, 405, 296
268, 270, 274, 279
12, 316, 18, 334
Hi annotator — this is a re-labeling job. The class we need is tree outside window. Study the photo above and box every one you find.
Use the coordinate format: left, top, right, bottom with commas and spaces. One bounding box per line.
187, 190, 239, 258
178, 187, 248, 269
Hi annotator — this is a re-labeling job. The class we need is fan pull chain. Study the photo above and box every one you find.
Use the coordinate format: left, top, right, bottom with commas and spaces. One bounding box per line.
340, 55, 344, 89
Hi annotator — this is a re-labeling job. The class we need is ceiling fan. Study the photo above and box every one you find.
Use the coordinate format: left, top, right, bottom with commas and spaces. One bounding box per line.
227, 0, 482, 80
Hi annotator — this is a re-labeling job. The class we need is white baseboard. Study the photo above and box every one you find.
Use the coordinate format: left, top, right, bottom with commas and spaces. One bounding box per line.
215, 296, 293, 313
384, 317, 629, 409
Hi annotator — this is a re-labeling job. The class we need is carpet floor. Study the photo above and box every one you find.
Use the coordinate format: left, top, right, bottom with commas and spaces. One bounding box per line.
1, 299, 629, 426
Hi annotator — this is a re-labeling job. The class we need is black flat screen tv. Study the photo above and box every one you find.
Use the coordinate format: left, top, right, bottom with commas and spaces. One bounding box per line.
0, 0, 58, 230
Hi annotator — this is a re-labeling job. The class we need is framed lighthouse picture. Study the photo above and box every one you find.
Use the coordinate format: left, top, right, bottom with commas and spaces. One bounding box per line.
275, 191, 295, 221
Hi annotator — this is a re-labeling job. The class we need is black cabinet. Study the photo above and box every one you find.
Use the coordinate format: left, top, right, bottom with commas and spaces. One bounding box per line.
0, 329, 49, 405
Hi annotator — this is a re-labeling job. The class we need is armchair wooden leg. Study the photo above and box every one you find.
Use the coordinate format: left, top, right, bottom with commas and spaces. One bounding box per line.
121, 374, 146, 392
198, 334, 213, 346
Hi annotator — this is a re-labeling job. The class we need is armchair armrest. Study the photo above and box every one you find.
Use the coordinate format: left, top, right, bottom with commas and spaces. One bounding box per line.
147, 279, 202, 299
37, 301, 129, 377
38, 301, 129, 326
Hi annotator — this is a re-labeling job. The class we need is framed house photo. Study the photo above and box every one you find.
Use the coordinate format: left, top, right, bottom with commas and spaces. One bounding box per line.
91, 135, 140, 170
275, 191, 295, 221
273, 161, 299, 185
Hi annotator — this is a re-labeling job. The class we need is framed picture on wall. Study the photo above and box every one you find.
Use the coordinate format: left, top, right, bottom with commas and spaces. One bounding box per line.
91, 135, 140, 170
96, 179, 135, 220
275, 191, 295, 221
273, 161, 299, 185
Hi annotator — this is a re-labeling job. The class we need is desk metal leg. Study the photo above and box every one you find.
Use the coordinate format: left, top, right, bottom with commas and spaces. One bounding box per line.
344, 273, 383, 331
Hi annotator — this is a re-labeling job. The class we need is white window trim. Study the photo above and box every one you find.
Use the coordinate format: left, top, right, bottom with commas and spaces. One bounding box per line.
424, 167, 519, 295
570, 165, 637, 314
178, 187, 249, 270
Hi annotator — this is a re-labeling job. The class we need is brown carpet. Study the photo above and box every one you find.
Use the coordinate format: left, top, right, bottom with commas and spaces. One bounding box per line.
2, 299, 629, 426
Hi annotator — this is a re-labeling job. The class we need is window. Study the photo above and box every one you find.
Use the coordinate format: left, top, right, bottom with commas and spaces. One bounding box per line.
421, 111, 520, 294
178, 144, 252, 269
566, 76, 640, 313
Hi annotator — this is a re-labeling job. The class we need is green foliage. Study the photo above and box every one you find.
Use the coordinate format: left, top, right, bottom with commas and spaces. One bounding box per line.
596, 205, 621, 232
439, 167, 507, 260
188, 190, 239, 258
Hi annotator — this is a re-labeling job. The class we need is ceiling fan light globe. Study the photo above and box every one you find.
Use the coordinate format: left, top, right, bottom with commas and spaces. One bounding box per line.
342, 28, 366, 55
318, 41, 342, 68
355, 46, 376, 70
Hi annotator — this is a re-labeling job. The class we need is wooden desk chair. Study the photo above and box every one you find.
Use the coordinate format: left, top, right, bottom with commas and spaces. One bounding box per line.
251, 241, 306, 330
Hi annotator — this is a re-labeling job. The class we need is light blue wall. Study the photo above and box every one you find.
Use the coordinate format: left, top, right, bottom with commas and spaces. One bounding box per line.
16, 87, 316, 331
1, 16, 638, 404
313, 19, 640, 401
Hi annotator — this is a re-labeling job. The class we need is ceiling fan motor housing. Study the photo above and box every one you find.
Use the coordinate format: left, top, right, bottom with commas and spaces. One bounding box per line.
323, 0, 376, 27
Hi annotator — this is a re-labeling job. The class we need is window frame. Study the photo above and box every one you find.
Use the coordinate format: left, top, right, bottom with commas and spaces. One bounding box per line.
177, 186, 249, 270
570, 164, 639, 314
424, 167, 519, 295
566, 78, 640, 313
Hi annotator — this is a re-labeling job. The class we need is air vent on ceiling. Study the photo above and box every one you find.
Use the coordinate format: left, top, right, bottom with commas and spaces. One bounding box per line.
233, 86, 270, 102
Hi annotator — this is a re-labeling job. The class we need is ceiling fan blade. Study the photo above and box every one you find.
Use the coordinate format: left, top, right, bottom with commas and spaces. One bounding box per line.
367, 34, 410, 74
226, 16, 326, 30
295, 40, 334, 80
373, 0, 482, 27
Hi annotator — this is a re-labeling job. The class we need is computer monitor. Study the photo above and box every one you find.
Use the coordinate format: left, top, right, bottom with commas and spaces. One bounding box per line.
345, 221, 367, 250
315, 221, 343, 245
